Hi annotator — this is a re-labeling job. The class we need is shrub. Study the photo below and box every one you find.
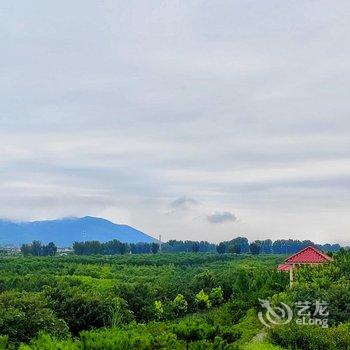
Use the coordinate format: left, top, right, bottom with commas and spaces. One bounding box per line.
195, 290, 211, 310
0, 291, 69, 344
154, 300, 164, 320
45, 285, 133, 334
21, 325, 181, 350
209, 287, 224, 306
0, 336, 8, 350
269, 322, 350, 350
171, 294, 188, 317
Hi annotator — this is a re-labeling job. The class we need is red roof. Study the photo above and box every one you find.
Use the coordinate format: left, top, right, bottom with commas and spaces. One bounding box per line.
285, 246, 332, 264
278, 263, 292, 272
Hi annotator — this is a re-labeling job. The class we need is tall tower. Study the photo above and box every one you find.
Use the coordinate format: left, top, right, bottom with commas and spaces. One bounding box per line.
158, 234, 162, 252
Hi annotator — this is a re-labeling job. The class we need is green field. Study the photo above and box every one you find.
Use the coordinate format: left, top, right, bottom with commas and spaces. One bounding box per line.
0, 251, 350, 349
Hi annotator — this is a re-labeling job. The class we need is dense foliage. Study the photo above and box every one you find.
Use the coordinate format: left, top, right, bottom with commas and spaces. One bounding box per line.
266, 249, 350, 349
0, 253, 287, 348
216, 238, 340, 255
20, 241, 57, 257
68, 237, 341, 256
1, 249, 350, 349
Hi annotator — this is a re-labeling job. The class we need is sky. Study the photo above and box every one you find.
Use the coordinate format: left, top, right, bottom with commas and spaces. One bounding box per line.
1, 1, 350, 244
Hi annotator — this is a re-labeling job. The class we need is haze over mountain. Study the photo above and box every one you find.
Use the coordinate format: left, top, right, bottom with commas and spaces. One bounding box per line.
0, 216, 156, 247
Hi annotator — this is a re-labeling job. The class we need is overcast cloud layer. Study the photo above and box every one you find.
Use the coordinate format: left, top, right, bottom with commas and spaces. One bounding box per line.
1, 1, 350, 244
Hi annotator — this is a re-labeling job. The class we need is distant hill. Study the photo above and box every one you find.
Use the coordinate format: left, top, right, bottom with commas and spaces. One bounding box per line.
0, 216, 156, 247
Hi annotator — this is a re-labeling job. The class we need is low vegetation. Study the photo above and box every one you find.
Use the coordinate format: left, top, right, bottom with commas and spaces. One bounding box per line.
0, 248, 349, 349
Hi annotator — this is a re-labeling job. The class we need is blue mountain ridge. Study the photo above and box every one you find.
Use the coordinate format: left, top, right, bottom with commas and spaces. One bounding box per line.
0, 216, 156, 247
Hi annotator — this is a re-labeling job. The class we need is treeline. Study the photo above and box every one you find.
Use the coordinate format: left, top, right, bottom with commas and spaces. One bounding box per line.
19, 237, 342, 257
216, 237, 341, 255
21, 240, 57, 256
72, 240, 216, 255
73, 240, 161, 255
162, 240, 216, 252
71, 237, 341, 256
166, 237, 341, 255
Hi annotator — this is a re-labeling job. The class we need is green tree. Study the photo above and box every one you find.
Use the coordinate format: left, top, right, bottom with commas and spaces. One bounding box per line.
119, 242, 128, 254
151, 243, 159, 254
173, 321, 206, 350
171, 294, 188, 317
0, 291, 69, 344
228, 244, 241, 254
0, 336, 8, 350
116, 282, 156, 322
153, 300, 164, 320
192, 242, 200, 253
31, 240, 43, 256
102, 240, 121, 254
193, 270, 215, 292
249, 242, 260, 255
45, 285, 132, 334
195, 289, 211, 310
209, 287, 224, 306
72, 241, 84, 255
43, 242, 57, 256
20, 243, 32, 256
216, 242, 226, 254
230, 237, 249, 253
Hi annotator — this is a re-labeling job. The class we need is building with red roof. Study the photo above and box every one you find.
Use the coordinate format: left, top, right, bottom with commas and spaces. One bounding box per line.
277, 246, 332, 286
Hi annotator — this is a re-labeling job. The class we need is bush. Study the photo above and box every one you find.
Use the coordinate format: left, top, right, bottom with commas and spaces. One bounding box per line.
20, 325, 182, 350
269, 322, 350, 350
173, 321, 210, 349
209, 287, 224, 306
0, 291, 69, 344
18, 333, 80, 350
171, 294, 188, 317
154, 300, 164, 320
195, 290, 211, 310
115, 282, 157, 322
0, 336, 8, 350
45, 285, 133, 334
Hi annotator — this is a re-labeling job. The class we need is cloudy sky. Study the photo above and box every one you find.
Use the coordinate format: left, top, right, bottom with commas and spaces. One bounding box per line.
1, 1, 350, 244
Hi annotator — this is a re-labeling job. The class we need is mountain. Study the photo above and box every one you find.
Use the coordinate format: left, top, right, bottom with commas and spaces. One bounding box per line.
0, 216, 156, 247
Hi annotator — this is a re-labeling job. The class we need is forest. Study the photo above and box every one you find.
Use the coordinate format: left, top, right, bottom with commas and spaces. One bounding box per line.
0, 248, 350, 349
15, 237, 342, 257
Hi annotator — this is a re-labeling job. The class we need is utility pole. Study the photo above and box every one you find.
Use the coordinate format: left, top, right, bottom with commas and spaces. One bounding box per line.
159, 234, 162, 252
